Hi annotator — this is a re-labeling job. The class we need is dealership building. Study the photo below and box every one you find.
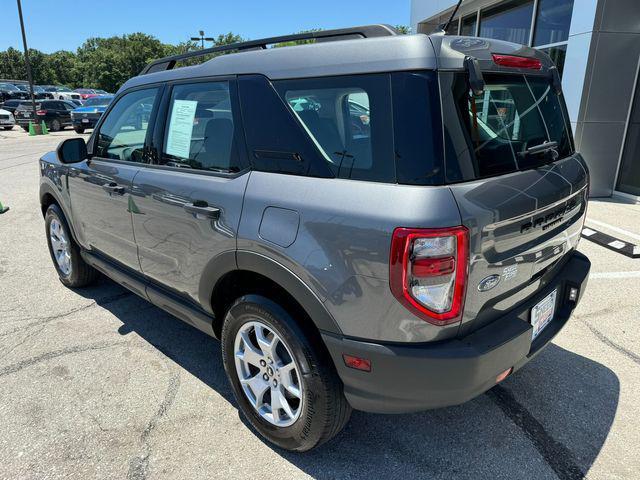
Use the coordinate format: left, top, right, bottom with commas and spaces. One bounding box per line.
411, 0, 640, 199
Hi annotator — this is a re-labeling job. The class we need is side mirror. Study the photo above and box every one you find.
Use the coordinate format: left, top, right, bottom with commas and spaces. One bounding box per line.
56, 137, 87, 164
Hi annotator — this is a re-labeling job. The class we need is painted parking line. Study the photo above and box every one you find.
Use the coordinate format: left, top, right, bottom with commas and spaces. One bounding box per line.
581, 227, 640, 259
590, 271, 640, 279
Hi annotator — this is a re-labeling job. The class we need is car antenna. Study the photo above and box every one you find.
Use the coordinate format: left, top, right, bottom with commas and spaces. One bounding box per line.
440, 0, 464, 34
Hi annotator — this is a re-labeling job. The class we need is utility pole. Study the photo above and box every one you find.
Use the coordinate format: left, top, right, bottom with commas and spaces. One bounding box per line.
16, 0, 38, 124
190, 30, 214, 49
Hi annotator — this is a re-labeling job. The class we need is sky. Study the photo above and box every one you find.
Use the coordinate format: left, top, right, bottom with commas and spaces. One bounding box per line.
1, 0, 411, 53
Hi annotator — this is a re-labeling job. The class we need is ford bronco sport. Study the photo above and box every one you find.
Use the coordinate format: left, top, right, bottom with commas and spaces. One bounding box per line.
39, 25, 591, 451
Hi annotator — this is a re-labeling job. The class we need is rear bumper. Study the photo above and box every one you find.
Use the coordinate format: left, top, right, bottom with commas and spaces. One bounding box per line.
72, 118, 98, 128
322, 250, 590, 413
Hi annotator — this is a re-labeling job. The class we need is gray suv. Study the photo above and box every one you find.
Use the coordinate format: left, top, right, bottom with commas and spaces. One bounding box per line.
39, 26, 591, 451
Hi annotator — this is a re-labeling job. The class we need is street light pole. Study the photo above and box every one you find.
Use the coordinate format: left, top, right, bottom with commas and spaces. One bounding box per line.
190, 30, 215, 49
16, 0, 38, 122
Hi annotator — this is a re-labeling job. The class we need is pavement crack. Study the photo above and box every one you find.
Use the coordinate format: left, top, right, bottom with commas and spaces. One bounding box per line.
487, 385, 585, 480
582, 321, 640, 366
0, 291, 133, 338
127, 370, 181, 480
0, 340, 126, 377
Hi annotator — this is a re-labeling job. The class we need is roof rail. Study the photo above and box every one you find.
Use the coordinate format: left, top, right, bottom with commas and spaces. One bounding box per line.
140, 24, 399, 75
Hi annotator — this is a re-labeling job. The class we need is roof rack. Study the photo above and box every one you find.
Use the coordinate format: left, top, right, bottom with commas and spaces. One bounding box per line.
140, 24, 399, 75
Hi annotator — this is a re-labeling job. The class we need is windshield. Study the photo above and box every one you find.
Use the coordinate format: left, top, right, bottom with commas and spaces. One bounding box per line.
56, 86, 72, 92
0, 83, 20, 91
84, 96, 113, 106
451, 73, 573, 179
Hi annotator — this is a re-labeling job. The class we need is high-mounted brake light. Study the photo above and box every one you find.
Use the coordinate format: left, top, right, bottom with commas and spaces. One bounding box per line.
390, 226, 469, 326
492, 54, 542, 70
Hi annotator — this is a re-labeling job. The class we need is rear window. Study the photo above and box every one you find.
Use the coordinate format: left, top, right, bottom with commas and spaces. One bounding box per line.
447, 73, 573, 180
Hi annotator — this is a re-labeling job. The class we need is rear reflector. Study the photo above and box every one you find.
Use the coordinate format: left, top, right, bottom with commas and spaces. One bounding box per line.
492, 54, 542, 70
343, 354, 371, 372
496, 367, 513, 383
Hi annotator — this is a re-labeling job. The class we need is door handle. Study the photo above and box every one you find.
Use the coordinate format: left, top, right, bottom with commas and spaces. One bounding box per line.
102, 182, 125, 195
183, 201, 220, 219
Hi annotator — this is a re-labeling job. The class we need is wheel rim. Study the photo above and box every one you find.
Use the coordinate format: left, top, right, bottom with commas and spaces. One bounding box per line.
49, 218, 72, 276
234, 321, 304, 427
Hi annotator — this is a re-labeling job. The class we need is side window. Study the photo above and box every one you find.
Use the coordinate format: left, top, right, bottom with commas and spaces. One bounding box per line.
275, 74, 394, 183
96, 88, 159, 163
160, 81, 241, 173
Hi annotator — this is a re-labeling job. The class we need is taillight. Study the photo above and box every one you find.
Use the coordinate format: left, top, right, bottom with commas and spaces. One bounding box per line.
390, 226, 469, 326
492, 53, 542, 70
36, 110, 47, 116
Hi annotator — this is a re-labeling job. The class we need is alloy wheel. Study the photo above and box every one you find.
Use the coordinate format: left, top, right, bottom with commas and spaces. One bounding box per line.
234, 321, 304, 427
49, 218, 71, 276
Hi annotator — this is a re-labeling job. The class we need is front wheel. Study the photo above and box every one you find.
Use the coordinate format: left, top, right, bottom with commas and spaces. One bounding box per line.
45, 204, 99, 287
221, 296, 351, 451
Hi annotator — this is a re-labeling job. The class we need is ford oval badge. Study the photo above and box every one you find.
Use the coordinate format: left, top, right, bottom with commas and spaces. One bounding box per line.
478, 274, 501, 292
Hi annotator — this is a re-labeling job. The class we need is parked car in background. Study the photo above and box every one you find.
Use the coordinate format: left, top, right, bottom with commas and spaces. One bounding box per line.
70, 95, 113, 133
40, 86, 82, 101
74, 88, 99, 100
14, 99, 76, 131
14, 84, 48, 99
0, 107, 15, 130
68, 99, 84, 107
0, 99, 29, 115
0, 82, 29, 102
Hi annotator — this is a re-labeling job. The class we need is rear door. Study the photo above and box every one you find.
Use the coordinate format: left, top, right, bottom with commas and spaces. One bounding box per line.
440, 72, 588, 335
68, 86, 161, 271
131, 78, 249, 304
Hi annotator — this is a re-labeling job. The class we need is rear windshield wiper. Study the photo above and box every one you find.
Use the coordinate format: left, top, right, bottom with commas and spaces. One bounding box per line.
517, 141, 559, 158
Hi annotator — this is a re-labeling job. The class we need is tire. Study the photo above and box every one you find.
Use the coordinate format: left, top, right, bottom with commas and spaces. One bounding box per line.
74, 127, 85, 134
49, 119, 61, 132
221, 295, 351, 451
3, 126, 13, 130
45, 204, 99, 288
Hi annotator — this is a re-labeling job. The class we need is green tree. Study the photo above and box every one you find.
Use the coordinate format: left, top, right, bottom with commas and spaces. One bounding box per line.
0, 31, 245, 91
0, 47, 26, 80
395, 25, 411, 34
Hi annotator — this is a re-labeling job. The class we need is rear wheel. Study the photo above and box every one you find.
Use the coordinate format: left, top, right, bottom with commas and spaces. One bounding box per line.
221, 296, 351, 451
45, 204, 99, 288
49, 119, 61, 132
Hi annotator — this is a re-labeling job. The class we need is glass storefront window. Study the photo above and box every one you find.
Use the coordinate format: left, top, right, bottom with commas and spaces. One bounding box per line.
460, 15, 477, 36
533, 0, 574, 46
479, 0, 534, 45
539, 44, 567, 77
445, 18, 459, 35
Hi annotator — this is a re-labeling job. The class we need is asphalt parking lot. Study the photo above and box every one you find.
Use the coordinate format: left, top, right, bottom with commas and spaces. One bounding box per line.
1, 128, 639, 480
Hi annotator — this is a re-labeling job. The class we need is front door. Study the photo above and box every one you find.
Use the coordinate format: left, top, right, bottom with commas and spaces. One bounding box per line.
131, 79, 249, 302
68, 86, 161, 271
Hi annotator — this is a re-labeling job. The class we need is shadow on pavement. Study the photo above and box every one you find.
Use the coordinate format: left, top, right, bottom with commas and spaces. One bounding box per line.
78, 277, 619, 480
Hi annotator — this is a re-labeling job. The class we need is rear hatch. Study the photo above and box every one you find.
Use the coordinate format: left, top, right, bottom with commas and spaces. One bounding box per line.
434, 36, 588, 335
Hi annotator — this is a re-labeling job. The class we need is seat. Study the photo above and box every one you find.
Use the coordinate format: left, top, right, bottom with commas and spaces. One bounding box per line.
199, 118, 234, 169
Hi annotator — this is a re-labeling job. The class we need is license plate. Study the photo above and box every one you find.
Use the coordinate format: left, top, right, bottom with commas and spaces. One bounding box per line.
81, 118, 89, 123
531, 289, 557, 340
